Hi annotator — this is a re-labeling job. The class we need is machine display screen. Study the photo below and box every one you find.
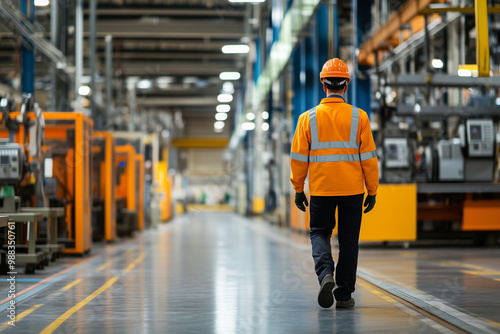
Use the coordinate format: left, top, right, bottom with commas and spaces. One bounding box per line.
470, 125, 482, 140
0, 156, 9, 165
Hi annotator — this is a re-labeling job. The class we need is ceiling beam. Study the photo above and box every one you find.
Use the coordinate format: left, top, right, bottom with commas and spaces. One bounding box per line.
138, 96, 218, 107
91, 52, 239, 60
86, 19, 244, 38
84, 8, 246, 17
119, 60, 242, 76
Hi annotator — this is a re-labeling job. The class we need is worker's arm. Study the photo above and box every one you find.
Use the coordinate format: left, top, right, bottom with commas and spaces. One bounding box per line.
290, 113, 310, 193
359, 112, 379, 196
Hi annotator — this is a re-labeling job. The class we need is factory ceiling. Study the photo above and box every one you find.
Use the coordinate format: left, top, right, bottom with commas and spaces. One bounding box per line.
0, 0, 356, 129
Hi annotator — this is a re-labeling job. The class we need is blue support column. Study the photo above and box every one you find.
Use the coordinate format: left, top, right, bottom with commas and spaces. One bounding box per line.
305, 33, 315, 109
355, 0, 373, 117
21, 0, 35, 95
254, 37, 261, 84
291, 46, 302, 137
315, 4, 329, 103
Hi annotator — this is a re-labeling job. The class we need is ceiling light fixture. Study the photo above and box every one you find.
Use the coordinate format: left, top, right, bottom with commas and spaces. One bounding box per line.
222, 82, 235, 94
222, 45, 250, 54
216, 104, 231, 113
262, 123, 269, 131
219, 72, 241, 80
217, 94, 233, 103
137, 79, 152, 89
215, 113, 228, 121
229, 0, 265, 2
78, 86, 91, 96
242, 122, 256, 131
432, 59, 444, 69
246, 112, 255, 121
214, 121, 225, 130
35, 0, 49, 6
458, 69, 472, 77
262, 111, 269, 120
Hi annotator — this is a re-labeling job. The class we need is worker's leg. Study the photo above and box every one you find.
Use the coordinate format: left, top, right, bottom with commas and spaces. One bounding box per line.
309, 196, 337, 283
334, 194, 364, 301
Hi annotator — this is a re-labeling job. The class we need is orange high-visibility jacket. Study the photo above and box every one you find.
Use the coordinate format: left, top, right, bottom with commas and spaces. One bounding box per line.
290, 96, 379, 196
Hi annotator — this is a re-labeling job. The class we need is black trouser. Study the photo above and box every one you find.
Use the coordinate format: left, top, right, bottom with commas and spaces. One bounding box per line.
309, 194, 364, 301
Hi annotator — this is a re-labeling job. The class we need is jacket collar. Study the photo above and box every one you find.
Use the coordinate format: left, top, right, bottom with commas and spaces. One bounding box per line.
321, 94, 345, 104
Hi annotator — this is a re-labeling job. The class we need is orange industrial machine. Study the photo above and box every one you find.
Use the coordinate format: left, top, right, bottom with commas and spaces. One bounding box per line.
0, 112, 93, 254
135, 154, 145, 230
92, 132, 117, 242
115, 144, 138, 236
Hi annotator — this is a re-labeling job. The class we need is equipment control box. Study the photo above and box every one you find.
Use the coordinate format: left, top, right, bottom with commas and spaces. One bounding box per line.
0, 143, 23, 182
466, 119, 494, 157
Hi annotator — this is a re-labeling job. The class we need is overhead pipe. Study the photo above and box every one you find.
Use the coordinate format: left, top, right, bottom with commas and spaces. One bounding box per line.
50, 0, 58, 110
90, 0, 97, 122
75, 0, 83, 111
105, 35, 113, 125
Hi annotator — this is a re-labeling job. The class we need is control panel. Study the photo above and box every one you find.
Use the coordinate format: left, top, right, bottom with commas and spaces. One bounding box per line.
384, 138, 409, 168
466, 119, 494, 157
0, 143, 23, 182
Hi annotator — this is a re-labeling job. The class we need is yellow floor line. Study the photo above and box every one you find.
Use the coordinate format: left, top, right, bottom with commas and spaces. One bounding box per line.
461, 269, 500, 278
0, 304, 43, 332
40, 277, 119, 334
95, 260, 113, 272
61, 278, 82, 291
47, 278, 83, 298
124, 253, 146, 273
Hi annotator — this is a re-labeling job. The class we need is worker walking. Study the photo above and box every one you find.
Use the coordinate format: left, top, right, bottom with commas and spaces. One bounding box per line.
290, 58, 379, 309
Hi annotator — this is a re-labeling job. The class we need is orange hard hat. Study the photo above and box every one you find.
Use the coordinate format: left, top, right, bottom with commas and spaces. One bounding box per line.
320, 58, 351, 84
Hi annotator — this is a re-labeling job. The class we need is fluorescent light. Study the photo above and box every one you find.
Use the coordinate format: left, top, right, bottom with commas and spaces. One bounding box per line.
216, 104, 231, 113
242, 122, 256, 130
262, 123, 269, 131
222, 82, 235, 94
222, 45, 250, 54
414, 104, 421, 113
137, 79, 152, 89
157, 76, 174, 89
219, 72, 241, 80
214, 121, 225, 130
78, 86, 91, 96
215, 113, 228, 121
217, 94, 233, 103
246, 112, 255, 121
262, 111, 269, 120
183, 76, 198, 84
432, 59, 444, 69
458, 69, 471, 77
35, 0, 49, 6
229, 0, 265, 2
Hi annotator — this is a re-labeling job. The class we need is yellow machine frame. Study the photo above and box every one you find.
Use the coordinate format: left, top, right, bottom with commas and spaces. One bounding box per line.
135, 154, 145, 230
93, 131, 117, 242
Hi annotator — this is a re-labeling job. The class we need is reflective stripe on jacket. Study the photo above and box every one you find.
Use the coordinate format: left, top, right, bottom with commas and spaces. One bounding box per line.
290, 96, 379, 196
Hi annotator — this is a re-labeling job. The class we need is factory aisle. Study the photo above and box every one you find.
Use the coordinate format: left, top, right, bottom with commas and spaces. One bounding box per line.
1, 213, 499, 333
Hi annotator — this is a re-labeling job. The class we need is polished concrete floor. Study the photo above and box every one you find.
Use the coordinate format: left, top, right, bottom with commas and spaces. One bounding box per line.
1, 213, 500, 333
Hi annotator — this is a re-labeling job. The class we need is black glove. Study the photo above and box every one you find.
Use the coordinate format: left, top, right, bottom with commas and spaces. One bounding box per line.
363, 194, 376, 213
295, 192, 309, 212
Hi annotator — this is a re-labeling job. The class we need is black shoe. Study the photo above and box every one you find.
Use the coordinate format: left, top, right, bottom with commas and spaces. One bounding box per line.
335, 297, 355, 308
317, 274, 335, 308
